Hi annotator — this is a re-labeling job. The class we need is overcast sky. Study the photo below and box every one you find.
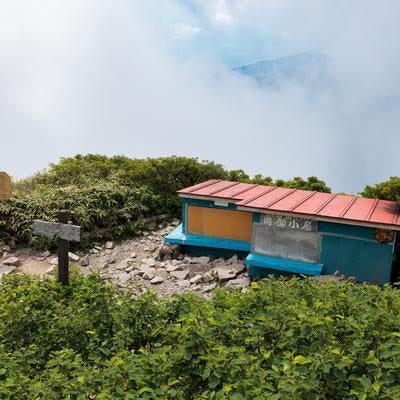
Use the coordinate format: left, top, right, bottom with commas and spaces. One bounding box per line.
0, 0, 399, 193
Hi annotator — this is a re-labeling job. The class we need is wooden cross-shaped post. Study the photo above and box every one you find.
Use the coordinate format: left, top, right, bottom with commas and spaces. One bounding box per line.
33, 210, 81, 286
0, 172, 12, 200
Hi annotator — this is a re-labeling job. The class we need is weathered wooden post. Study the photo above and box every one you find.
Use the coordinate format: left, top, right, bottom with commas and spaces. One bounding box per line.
57, 210, 70, 286
0, 172, 12, 200
32, 211, 81, 286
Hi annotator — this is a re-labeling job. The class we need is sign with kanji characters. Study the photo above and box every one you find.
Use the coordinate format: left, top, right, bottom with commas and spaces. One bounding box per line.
0, 172, 12, 200
262, 213, 318, 232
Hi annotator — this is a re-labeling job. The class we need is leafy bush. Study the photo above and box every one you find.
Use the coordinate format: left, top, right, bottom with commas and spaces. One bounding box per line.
1, 155, 332, 247
226, 170, 331, 193
0, 156, 228, 247
0, 181, 153, 247
1, 274, 400, 399
360, 177, 400, 202
15, 155, 228, 197
276, 176, 331, 192
115, 156, 229, 214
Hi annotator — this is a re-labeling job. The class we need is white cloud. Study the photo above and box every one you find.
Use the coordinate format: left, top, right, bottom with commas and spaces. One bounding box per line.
0, 0, 398, 193
173, 23, 201, 37
215, 12, 236, 25
178, 0, 238, 26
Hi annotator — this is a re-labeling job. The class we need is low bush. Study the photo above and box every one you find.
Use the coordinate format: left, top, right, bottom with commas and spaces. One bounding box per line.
1, 274, 400, 399
0, 155, 332, 248
360, 177, 400, 202
0, 181, 154, 247
0, 156, 228, 247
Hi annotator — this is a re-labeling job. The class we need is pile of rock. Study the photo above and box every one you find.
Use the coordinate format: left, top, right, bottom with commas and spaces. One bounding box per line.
0, 243, 20, 277
99, 245, 250, 295
0, 219, 251, 295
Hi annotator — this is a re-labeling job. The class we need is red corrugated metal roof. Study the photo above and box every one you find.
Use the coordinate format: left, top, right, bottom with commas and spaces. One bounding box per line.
178, 180, 400, 230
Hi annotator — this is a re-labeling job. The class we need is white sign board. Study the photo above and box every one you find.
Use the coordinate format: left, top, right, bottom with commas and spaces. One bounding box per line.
32, 220, 81, 242
253, 223, 320, 263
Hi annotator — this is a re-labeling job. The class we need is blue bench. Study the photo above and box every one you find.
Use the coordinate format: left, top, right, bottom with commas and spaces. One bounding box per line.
164, 224, 251, 252
245, 253, 323, 277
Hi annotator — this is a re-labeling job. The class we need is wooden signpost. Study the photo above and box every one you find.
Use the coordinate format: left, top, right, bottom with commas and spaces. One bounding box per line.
0, 172, 12, 200
33, 210, 81, 286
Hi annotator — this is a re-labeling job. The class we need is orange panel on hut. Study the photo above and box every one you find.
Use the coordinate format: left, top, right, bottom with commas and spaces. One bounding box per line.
187, 205, 203, 234
187, 205, 252, 241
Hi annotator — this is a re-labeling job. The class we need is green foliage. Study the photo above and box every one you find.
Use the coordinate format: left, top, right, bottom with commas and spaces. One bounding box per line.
1, 154, 332, 247
360, 177, 400, 202
115, 157, 228, 214
0, 156, 228, 247
275, 176, 331, 192
0, 181, 152, 247
1, 274, 400, 399
225, 171, 329, 192
226, 169, 250, 182
15, 155, 227, 193
251, 173, 274, 185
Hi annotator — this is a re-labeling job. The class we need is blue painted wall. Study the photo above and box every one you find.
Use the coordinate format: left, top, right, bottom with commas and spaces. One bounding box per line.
319, 221, 377, 241
318, 222, 394, 285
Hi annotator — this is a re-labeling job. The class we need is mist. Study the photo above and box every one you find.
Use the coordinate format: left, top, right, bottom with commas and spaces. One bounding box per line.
0, 0, 399, 193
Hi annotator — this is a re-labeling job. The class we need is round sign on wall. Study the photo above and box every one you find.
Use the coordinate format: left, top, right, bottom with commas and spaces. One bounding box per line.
375, 228, 394, 243
0, 172, 12, 200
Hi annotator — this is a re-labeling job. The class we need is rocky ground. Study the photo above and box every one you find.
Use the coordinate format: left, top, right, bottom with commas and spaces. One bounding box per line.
0, 218, 251, 297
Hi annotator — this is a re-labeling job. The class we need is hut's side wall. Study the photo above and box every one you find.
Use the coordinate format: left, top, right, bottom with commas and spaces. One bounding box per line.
319, 222, 395, 285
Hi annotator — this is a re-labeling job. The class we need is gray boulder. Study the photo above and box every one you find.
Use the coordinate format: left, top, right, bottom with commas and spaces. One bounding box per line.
150, 276, 165, 285
170, 270, 190, 280
2, 257, 21, 267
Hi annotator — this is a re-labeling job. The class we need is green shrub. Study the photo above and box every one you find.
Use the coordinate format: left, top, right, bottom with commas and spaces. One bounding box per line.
360, 177, 400, 202
0, 182, 153, 247
1, 156, 228, 246
0, 274, 400, 399
278, 176, 331, 192
1, 155, 333, 247
115, 156, 228, 214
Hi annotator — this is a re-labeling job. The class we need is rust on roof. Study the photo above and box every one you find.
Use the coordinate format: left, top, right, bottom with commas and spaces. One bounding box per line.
177, 179, 400, 230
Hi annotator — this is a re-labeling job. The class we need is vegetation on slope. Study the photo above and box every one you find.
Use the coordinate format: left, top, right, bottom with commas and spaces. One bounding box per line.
1, 273, 400, 399
0, 155, 331, 247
